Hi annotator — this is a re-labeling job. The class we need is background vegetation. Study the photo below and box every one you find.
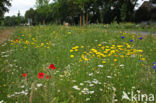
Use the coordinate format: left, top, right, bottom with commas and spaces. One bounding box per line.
1, 0, 156, 26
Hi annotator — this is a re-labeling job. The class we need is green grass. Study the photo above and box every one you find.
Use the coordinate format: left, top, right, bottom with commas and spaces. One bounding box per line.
89, 22, 156, 32
0, 24, 156, 103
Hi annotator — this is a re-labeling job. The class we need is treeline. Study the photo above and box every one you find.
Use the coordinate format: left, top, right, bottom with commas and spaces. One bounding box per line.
25, 0, 139, 25
1, 0, 156, 26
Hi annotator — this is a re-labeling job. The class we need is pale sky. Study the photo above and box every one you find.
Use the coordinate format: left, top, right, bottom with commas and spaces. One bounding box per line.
4, 0, 149, 17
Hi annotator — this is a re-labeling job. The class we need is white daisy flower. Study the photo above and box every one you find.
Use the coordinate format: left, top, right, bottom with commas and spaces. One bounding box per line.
107, 76, 112, 79
73, 86, 80, 90
98, 65, 104, 68
80, 83, 84, 86
37, 83, 43, 87
88, 73, 93, 76
89, 91, 94, 94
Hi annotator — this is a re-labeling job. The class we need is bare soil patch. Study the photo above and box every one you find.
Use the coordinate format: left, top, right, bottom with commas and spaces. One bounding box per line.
0, 28, 14, 43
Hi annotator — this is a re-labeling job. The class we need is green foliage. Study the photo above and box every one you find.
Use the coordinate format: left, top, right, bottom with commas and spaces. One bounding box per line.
3, 16, 25, 26
0, 25, 156, 102
22, 0, 140, 25
0, 0, 11, 25
0, 0, 11, 17
120, 3, 127, 22
35, 0, 50, 8
25, 8, 38, 25
135, 7, 151, 22
151, 8, 156, 21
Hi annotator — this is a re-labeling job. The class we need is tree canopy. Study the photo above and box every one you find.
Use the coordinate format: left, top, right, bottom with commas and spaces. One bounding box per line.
3, 0, 156, 26
0, 0, 11, 22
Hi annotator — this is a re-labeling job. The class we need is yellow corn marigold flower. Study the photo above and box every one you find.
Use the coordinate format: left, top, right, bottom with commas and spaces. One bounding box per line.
97, 55, 101, 58
31, 42, 35, 45
75, 49, 78, 52
83, 51, 87, 54
142, 64, 145, 66
98, 44, 102, 47
81, 46, 84, 48
70, 55, 74, 58
101, 46, 105, 50
104, 51, 108, 54
114, 55, 118, 57
117, 45, 123, 48
137, 50, 143, 53
25, 40, 29, 45
106, 46, 109, 48
75, 46, 79, 49
86, 53, 89, 55
127, 45, 131, 48
114, 59, 118, 62
120, 55, 124, 58
101, 54, 106, 58
32, 38, 35, 40
41, 43, 44, 46
141, 58, 145, 61
110, 50, 115, 53
108, 53, 111, 56
102, 61, 106, 64
79, 59, 82, 62
70, 50, 73, 52
111, 47, 115, 49
35, 46, 39, 48
89, 51, 92, 54
84, 58, 89, 61
67, 32, 71, 35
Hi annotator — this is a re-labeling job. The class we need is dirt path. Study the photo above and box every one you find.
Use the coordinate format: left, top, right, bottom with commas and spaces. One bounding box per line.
124, 31, 156, 35
0, 28, 14, 43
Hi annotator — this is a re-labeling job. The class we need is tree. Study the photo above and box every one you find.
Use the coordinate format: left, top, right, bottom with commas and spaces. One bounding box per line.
35, 0, 51, 24
135, 7, 151, 22
74, 0, 90, 25
35, 0, 50, 8
25, 8, 38, 25
0, 0, 11, 24
120, 3, 127, 21
4, 16, 18, 26
17, 10, 21, 25
150, 8, 156, 21
150, 0, 156, 3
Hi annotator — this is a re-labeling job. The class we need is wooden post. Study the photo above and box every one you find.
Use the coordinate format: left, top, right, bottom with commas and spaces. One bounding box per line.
80, 16, 82, 27
86, 14, 88, 28
43, 20, 45, 25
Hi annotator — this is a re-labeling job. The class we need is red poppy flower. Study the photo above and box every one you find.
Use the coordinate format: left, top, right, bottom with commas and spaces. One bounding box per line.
16, 39, 19, 41
46, 75, 52, 79
49, 64, 56, 70
23, 73, 27, 77
38, 73, 44, 79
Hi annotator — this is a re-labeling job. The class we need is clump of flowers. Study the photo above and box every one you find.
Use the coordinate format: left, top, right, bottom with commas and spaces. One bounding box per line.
121, 36, 125, 39
38, 73, 44, 79
49, 64, 56, 70
139, 37, 143, 40
22, 73, 27, 78
130, 39, 134, 42
152, 62, 156, 72
22, 64, 55, 79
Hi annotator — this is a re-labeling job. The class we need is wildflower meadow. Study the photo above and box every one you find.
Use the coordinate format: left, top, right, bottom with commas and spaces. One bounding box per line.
0, 24, 156, 103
